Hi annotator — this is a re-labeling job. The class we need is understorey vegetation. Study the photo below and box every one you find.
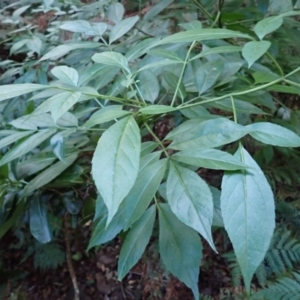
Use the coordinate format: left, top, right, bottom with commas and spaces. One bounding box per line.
1, 0, 300, 299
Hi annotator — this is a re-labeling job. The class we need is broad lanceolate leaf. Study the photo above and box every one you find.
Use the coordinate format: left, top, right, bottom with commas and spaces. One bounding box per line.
123, 159, 167, 230
51, 92, 82, 122
167, 162, 215, 250
88, 197, 125, 250
221, 146, 275, 292
51, 66, 79, 87
254, 16, 283, 40
138, 70, 160, 103
139, 105, 176, 115
158, 203, 202, 299
140, 141, 159, 156
0, 129, 56, 167
167, 118, 248, 151
156, 28, 251, 46
109, 15, 139, 44
39, 42, 101, 61
0, 84, 47, 102
92, 116, 141, 225
162, 71, 186, 100
0, 131, 34, 149
242, 41, 271, 68
118, 206, 156, 280
83, 105, 131, 128
195, 59, 224, 94
246, 122, 300, 147
107, 2, 124, 24
171, 149, 249, 170
22, 153, 78, 197
210, 98, 266, 115
30, 194, 52, 243
92, 52, 130, 72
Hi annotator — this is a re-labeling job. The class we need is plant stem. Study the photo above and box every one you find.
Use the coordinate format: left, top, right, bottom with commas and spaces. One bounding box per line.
180, 65, 300, 109
144, 122, 169, 158
64, 213, 80, 300
171, 41, 197, 107
266, 52, 284, 77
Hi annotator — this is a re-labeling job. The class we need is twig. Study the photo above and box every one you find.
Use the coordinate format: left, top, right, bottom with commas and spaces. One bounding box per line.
64, 213, 80, 300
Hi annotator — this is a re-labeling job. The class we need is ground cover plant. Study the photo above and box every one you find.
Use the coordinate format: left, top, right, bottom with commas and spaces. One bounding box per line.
1, 0, 300, 299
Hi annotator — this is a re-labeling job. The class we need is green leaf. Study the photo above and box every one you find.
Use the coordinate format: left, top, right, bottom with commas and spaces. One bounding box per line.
17, 155, 56, 179
180, 106, 212, 119
139, 105, 176, 115
252, 70, 280, 84
167, 118, 248, 150
51, 66, 79, 87
109, 15, 139, 44
88, 199, 125, 249
10, 113, 55, 130
171, 149, 249, 170
118, 206, 156, 280
92, 116, 141, 225
190, 45, 242, 61
0, 84, 47, 102
140, 141, 159, 156
221, 147, 275, 292
195, 59, 224, 94
162, 71, 186, 100
22, 153, 78, 197
123, 159, 167, 230
246, 122, 300, 147
180, 20, 202, 30
254, 16, 283, 40
107, 2, 124, 24
156, 28, 250, 45
144, 0, 173, 21
210, 98, 266, 115
126, 38, 160, 61
242, 41, 271, 68
83, 105, 131, 128
39, 42, 101, 61
0, 129, 56, 167
158, 203, 202, 299
30, 194, 52, 243
210, 186, 223, 227
60, 20, 93, 33
148, 49, 181, 61
92, 51, 130, 72
139, 151, 161, 172
51, 92, 82, 122
0, 131, 34, 149
0, 199, 26, 239
166, 162, 215, 250
50, 129, 75, 161
267, 84, 300, 94
138, 70, 160, 103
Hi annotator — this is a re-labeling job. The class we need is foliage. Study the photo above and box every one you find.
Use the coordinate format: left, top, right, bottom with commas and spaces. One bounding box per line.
224, 227, 300, 287
1, 0, 300, 298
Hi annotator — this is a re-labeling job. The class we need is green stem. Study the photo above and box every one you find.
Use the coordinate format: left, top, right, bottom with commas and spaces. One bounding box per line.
144, 122, 170, 158
230, 95, 238, 123
284, 79, 300, 89
193, 0, 213, 21
266, 52, 283, 77
171, 41, 197, 106
179, 65, 300, 110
